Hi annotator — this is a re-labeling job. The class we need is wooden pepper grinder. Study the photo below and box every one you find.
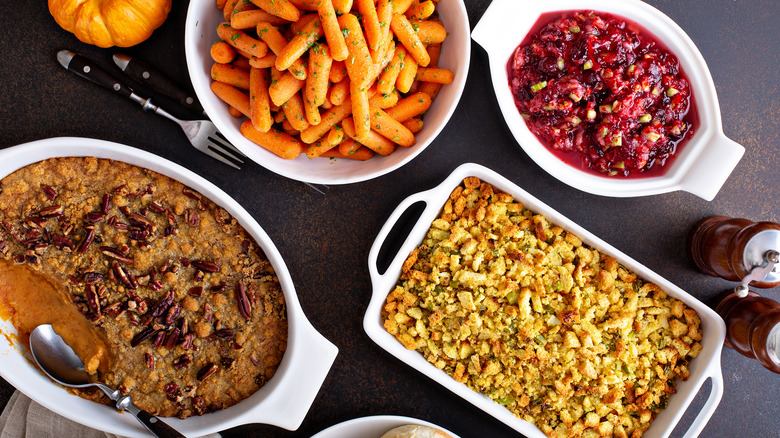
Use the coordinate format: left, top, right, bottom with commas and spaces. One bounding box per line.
688, 216, 780, 295
715, 290, 780, 373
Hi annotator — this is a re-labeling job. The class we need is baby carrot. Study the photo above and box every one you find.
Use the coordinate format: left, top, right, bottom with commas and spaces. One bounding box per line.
250, 0, 301, 22
327, 125, 346, 145
337, 137, 363, 156
338, 14, 374, 87
390, 14, 429, 67
232, 55, 252, 71
392, 0, 414, 14
229, 106, 244, 118
300, 100, 352, 143
250, 67, 273, 132
211, 81, 251, 117
385, 92, 431, 122
405, 0, 435, 21
322, 146, 374, 160
402, 118, 423, 133
396, 52, 418, 93
342, 117, 396, 155
356, 0, 382, 53
329, 77, 350, 106
249, 53, 277, 69
217, 0, 229, 10
211, 41, 236, 64
303, 95, 322, 125
318, 0, 349, 62
329, 60, 348, 83
288, 0, 320, 10
416, 20, 448, 44
290, 13, 318, 34
306, 44, 333, 107
415, 67, 454, 84
377, 46, 406, 95
240, 120, 304, 159
276, 17, 323, 71
212, 63, 251, 89
350, 80, 371, 139
224, 0, 239, 21
304, 138, 337, 159
257, 21, 307, 79
216, 23, 268, 59
269, 68, 306, 106
331, 0, 353, 15
369, 104, 416, 146
281, 92, 310, 131
232, 9, 290, 29
370, 89, 399, 109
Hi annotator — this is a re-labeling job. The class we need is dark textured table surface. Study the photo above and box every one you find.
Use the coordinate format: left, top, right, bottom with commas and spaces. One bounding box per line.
0, 1, 777, 437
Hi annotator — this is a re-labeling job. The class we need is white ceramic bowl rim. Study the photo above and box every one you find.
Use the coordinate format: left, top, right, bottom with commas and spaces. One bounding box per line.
472, 0, 744, 200
0, 137, 338, 437
184, 0, 471, 185
364, 162, 726, 438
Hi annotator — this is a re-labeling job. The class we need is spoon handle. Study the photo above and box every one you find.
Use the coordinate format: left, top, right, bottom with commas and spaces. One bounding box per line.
116, 395, 185, 438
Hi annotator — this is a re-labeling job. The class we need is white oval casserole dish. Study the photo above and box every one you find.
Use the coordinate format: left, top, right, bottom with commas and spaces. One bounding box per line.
364, 162, 726, 438
184, 0, 471, 185
0, 137, 338, 437
471, 0, 744, 200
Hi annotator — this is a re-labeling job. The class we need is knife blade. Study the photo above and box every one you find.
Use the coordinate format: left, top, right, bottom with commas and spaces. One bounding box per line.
112, 53, 204, 114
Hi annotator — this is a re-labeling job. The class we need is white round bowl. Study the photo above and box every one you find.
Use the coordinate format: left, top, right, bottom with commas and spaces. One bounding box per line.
0, 137, 338, 437
184, 0, 471, 185
472, 0, 745, 200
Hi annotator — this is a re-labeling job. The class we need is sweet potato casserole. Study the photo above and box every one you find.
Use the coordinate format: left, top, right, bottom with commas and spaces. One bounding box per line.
0, 157, 287, 418
382, 177, 703, 437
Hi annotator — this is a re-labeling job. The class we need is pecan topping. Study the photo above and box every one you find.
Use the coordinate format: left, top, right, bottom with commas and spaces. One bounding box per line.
100, 194, 111, 214
173, 354, 191, 369
51, 234, 75, 251
130, 327, 158, 347
164, 303, 182, 326
236, 281, 252, 320
75, 228, 94, 253
145, 352, 155, 370
148, 201, 165, 213
150, 290, 175, 318
187, 286, 203, 297
191, 260, 219, 273
112, 261, 138, 289
25, 217, 48, 228
196, 363, 218, 381
221, 357, 236, 370
152, 331, 167, 347
128, 212, 156, 232
86, 284, 101, 318
164, 328, 181, 350
103, 302, 123, 316
42, 185, 57, 201
213, 328, 234, 340
185, 209, 200, 226
100, 246, 133, 264
182, 188, 201, 201
34, 205, 63, 218
179, 333, 195, 350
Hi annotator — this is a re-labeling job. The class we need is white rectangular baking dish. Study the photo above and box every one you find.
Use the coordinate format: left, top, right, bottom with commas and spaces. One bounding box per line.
364, 162, 725, 438
0, 137, 338, 437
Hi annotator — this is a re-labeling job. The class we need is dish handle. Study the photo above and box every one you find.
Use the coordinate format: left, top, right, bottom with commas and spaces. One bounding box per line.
679, 360, 724, 438
368, 191, 435, 286
678, 132, 744, 201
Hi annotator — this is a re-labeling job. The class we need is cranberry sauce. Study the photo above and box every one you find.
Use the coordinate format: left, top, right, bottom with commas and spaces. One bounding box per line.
507, 10, 698, 177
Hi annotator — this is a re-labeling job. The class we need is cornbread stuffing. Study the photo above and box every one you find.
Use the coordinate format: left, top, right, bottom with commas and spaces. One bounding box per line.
0, 157, 287, 418
382, 177, 703, 438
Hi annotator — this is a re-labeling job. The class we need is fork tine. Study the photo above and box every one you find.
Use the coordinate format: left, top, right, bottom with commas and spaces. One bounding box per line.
204, 145, 242, 169
213, 131, 247, 158
206, 135, 244, 163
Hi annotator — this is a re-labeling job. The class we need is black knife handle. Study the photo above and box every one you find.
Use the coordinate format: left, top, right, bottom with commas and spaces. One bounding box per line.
66, 53, 134, 99
119, 55, 204, 113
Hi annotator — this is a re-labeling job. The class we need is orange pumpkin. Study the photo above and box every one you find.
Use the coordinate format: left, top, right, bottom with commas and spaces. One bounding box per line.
48, 0, 173, 48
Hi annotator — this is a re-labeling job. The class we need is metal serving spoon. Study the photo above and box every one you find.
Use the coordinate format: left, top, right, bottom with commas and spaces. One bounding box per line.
29, 324, 185, 438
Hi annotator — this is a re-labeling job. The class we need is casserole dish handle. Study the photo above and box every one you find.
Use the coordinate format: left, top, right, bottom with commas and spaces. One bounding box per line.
368, 188, 441, 285
680, 359, 724, 438
678, 133, 744, 201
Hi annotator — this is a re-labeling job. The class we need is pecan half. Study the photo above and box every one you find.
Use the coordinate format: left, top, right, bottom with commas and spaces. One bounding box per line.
130, 327, 158, 347
196, 363, 218, 381
145, 352, 155, 370
112, 261, 138, 289
128, 212, 156, 232
164, 327, 181, 350
100, 246, 133, 264
150, 290, 175, 318
236, 281, 252, 320
75, 228, 94, 253
191, 260, 219, 273
42, 185, 57, 201
84, 212, 105, 223
187, 286, 203, 297
182, 188, 201, 201
173, 354, 191, 369
51, 234, 75, 251
85, 285, 101, 318
35, 205, 63, 218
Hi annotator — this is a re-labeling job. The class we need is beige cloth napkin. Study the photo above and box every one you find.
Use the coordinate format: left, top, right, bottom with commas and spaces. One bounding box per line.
0, 391, 220, 438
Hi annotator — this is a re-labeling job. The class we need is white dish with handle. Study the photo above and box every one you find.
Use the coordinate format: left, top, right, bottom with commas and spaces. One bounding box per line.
364, 162, 726, 438
472, 0, 744, 200
0, 137, 338, 437
184, 0, 471, 185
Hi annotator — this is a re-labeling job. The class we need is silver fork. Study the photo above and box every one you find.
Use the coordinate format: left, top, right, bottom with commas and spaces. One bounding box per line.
57, 50, 244, 169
